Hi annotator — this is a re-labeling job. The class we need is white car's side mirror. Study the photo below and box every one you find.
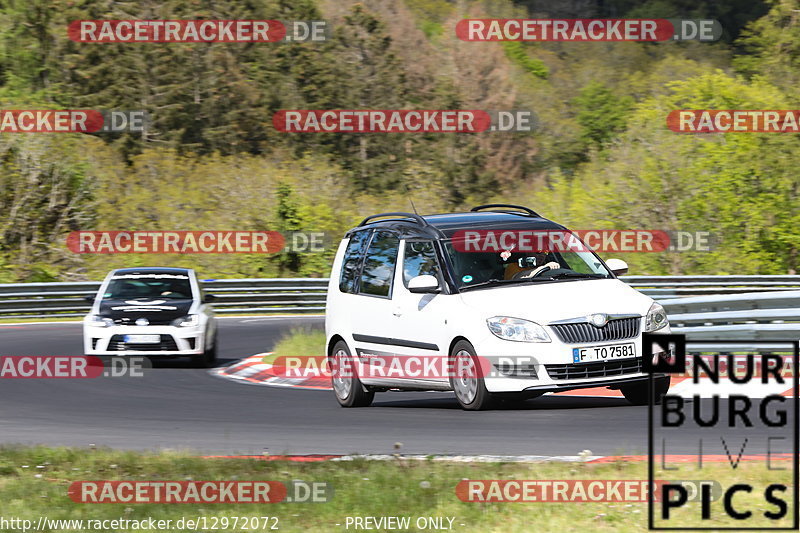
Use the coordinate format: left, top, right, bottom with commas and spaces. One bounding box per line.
605, 258, 628, 276
407, 275, 440, 294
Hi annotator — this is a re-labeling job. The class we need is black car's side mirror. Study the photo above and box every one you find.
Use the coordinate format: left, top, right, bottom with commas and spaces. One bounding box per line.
203, 294, 217, 303
84, 295, 96, 303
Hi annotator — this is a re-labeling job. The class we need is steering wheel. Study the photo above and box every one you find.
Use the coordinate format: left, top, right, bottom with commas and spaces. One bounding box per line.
511, 262, 560, 280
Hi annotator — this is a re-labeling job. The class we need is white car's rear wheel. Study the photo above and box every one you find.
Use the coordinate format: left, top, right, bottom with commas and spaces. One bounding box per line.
329, 340, 374, 407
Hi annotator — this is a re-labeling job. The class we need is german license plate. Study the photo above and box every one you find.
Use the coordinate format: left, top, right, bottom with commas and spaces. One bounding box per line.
573, 343, 636, 363
124, 334, 160, 344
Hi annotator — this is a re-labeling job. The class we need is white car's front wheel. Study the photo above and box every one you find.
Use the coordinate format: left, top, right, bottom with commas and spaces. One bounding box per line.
620, 375, 671, 405
191, 333, 217, 368
449, 340, 494, 411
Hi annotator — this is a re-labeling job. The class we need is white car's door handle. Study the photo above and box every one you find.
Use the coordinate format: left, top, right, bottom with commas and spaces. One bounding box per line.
392, 307, 402, 317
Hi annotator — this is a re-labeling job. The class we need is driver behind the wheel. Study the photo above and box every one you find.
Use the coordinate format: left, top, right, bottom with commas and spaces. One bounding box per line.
503, 252, 561, 280
159, 280, 186, 298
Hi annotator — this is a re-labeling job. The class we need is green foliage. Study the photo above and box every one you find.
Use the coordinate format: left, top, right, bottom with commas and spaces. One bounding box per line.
734, 0, 800, 97
573, 81, 633, 150
601, 0, 769, 40
502, 41, 549, 79
404, 0, 452, 38
404, 0, 453, 22
0, 0, 796, 280
0, 111, 116, 280
530, 71, 799, 275
0, 252, 15, 283
419, 20, 444, 38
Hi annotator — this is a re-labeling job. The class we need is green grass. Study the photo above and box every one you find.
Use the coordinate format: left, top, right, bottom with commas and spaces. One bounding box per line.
0, 446, 794, 532
0, 317, 82, 324
264, 327, 326, 364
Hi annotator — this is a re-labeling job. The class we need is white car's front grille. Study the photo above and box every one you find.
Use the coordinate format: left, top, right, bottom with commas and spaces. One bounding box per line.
550, 317, 640, 344
112, 317, 174, 326
108, 334, 179, 352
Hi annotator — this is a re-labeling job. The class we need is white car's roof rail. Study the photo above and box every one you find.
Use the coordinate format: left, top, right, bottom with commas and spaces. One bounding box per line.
470, 204, 540, 217
358, 212, 429, 227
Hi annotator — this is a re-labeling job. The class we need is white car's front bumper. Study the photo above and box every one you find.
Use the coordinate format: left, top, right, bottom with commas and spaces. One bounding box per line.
84, 325, 206, 356
473, 324, 669, 393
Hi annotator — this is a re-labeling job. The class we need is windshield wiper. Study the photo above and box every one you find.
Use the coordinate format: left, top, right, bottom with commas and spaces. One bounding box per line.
548, 272, 608, 280
460, 278, 530, 291
461, 273, 607, 290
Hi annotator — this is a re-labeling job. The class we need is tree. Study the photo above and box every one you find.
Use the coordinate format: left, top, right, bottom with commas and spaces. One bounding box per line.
533, 71, 799, 275
734, 0, 800, 99
573, 81, 633, 152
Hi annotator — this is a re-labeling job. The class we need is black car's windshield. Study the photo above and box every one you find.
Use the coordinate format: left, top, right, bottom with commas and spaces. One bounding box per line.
444, 243, 613, 290
104, 274, 193, 300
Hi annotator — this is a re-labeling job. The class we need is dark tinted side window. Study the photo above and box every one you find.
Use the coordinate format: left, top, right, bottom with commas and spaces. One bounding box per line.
339, 230, 371, 294
403, 241, 440, 287
359, 231, 399, 298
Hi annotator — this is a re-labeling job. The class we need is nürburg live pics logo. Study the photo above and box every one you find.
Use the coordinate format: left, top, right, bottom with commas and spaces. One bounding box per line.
646, 333, 799, 530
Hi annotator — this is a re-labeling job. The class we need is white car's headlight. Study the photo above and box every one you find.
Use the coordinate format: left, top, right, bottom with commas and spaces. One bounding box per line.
172, 314, 200, 328
644, 302, 669, 332
87, 315, 114, 328
487, 316, 551, 343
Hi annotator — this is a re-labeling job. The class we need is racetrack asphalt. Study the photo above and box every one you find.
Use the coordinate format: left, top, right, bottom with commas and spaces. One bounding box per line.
0, 318, 790, 457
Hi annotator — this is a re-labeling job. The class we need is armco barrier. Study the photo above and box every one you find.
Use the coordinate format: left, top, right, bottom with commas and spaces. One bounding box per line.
0, 277, 799, 353
0, 278, 328, 319
624, 274, 800, 297
660, 291, 800, 352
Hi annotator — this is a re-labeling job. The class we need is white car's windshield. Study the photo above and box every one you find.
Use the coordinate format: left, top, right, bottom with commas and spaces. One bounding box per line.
104, 275, 193, 300
444, 243, 613, 290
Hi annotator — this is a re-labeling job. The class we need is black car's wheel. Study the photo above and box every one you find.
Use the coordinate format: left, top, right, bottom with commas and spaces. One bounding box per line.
329, 340, 374, 407
191, 335, 217, 368
621, 375, 671, 405
449, 340, 495, 410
